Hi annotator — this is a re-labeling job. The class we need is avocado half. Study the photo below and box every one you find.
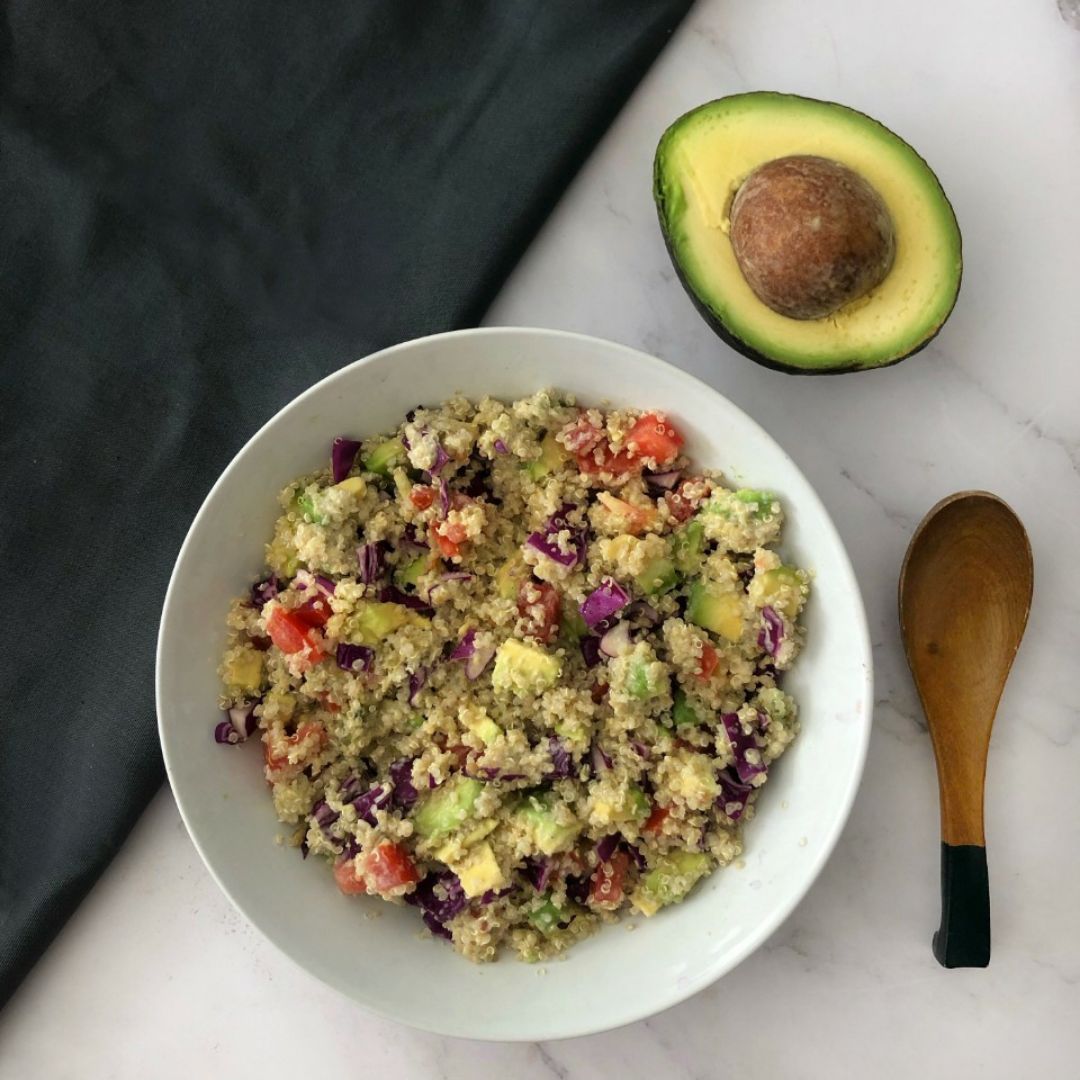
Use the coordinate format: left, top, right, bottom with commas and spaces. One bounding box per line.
654, 92, 963, 374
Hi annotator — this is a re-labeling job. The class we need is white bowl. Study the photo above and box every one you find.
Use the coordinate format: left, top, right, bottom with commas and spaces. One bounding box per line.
157, 327, 872, 1041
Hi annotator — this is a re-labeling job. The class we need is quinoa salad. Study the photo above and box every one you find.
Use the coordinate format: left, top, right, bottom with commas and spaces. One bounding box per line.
217, 392, 810, 962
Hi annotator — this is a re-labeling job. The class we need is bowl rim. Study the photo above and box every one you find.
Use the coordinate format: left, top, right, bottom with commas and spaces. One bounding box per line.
156, 325, 873, 1041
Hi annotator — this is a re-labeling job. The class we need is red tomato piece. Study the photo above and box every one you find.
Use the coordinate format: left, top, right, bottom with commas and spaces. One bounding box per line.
664, 479, 707, 523
293, 594, 333, 628
590, 680, 608, 704
589, 850, 630, 908
597, 492, 657, 536
517, 580, 561, 644
363, 841, 420, 894
333, 857, 368, 895
697, 642, 719, 681
642, 804, 671, 836
409, 486, 436, 510
625, 412, 684, 466
263, 721, 327, 781
430, 522, 467, 559
576, 442, 639, 477
266, 607, 325, 666
560, 414, 604, 454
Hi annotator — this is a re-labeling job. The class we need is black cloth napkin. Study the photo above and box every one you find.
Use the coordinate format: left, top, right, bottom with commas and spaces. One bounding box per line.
0, 0, 693, 1007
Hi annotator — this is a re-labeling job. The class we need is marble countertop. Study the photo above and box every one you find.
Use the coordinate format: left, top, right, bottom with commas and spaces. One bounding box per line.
4, 1, 1078, 1075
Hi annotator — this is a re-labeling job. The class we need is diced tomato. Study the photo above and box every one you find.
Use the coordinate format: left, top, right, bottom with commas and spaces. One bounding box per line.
576, 442, 639, 477
517, 580, 561, 644
560, 414, 605, 454
446, 743, 471, 770
590, 680, 608, 704
315, 691, 341, 714
625, 412, 684, 466
263, 721, 327, 780
293, 594, 333, 628
333, 856, 369, 895
363, 841, 420, 894
589, 850, 630, 908
697, 642, 719, 681
409, 486, 436, 510
664, 478, 707, 523
642, 804, 671, 836
430, 521, 467, 559
597, 492, 657, 536
266, 607, 325, 667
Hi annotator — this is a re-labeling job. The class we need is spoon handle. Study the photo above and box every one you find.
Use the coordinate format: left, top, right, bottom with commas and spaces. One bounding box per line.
934, 843, 990, 967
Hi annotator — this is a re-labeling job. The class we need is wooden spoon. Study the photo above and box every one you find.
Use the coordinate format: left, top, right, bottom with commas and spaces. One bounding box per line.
899, 491, 1033, 968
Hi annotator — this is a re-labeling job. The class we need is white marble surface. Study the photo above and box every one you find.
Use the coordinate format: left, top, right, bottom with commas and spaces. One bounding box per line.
4, 1, 1079, 1075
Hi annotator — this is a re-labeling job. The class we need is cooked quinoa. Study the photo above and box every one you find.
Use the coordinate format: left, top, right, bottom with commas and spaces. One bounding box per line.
216, 391, 809, 962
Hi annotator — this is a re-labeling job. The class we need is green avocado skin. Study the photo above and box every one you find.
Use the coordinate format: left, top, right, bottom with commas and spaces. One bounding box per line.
652, 94, 963, 376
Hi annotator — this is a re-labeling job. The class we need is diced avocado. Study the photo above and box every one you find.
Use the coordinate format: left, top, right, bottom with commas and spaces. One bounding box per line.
687, 581, 745, 642
454, 842, 506, 898
266, 518, 301, 578
528, 894, 565, 935
553, 715, 589, 751
491, 639, 562, 696
494, 554, 530, 601
295, 490, 327, 525
626, 783, 650, 821
749, 564, 808, 620
632, 850, 711, 916
334, 476, 366, 495
362, 437, 405, 477
756, 687, 796, 729
466, 713, 502, 746
672, 518, 705, 574
344, 601, 427, 645
634, 556, 679, 596
626, 657, 666, 700
522, 432, 565, 481
413, 776, 483, 841
408, 712, 425, 730
263, 690, 297, 723
223, 648, 265, 693
733, 488, 779, 519
517, 792, 581, 855
672, 688, 702, 727
394, 554, 428, 589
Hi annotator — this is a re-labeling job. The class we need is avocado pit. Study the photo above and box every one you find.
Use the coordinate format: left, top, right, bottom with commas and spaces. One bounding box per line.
729, 155, 896, 320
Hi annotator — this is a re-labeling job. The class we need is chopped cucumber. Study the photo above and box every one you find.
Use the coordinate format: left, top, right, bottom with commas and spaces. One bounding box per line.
528, 895, 564, 935
517, 792, 581, 855
672, 688, 702, 727
635, 556, 679, 596
394, 554, 428, 589
633, 850, 711, 916
413, 776, 483, 841
362, 438, 405, 477
733, 488, 779, 519
672, 518, 705, 574
749, 564, 807, 620
295, 491, 327, 525
626, 656, 666, 699
626, 783, 650, 821
686, 581, 744, 642
522, 432, 565, 481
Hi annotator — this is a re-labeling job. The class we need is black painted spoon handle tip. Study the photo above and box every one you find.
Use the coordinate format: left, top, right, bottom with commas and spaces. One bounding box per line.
933, 842, 991, 968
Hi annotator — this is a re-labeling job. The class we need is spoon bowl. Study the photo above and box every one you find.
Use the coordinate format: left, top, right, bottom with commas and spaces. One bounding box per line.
899, 491, 1033, 967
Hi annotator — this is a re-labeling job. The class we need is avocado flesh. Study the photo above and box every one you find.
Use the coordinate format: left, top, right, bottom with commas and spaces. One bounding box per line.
654, 92, 962, 374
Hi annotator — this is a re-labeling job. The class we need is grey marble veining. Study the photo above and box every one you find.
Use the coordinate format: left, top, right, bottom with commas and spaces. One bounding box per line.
2, 1, 1077, 1076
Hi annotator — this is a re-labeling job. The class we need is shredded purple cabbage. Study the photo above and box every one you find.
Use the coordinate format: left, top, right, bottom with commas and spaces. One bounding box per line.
339, 774, 364, 803
721, 713, 767, 784
250, 576, 283, 607
407, 870, 467, 939
758, 605, 784, 657
438, 476, 450, 517
524, 856, 554, 892
449, 628, 477, 660
408, 667, 428, 704
478, 885, 514, 904
716, 769, 754, 821
214, 720, 242, 745
389, 758, 419, 808
493, 438, 509, 455
478, 767, 526, 781
215, 701, 258, 744
311, 799, 340, 835
580, 635, 602, 668
591, 742, 613, 772
429, 441, 450, 475
449, 628, 495, 680
526, 503, 586, 568
580, 578, 630, 627
357, 542, 385, 585
595, 834, 620, 862
625, 599, 660, 625
378, 585, 434, 616
351, 784, 390, 825
314, 574, 336, 596
630, 739, 651, 760
336, 642, 374, 673
643, 469, 682, 495
547, 736, 572, 779
599, 620, 632, 658
331, 437, 362, 483
565, 874, 590, 906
